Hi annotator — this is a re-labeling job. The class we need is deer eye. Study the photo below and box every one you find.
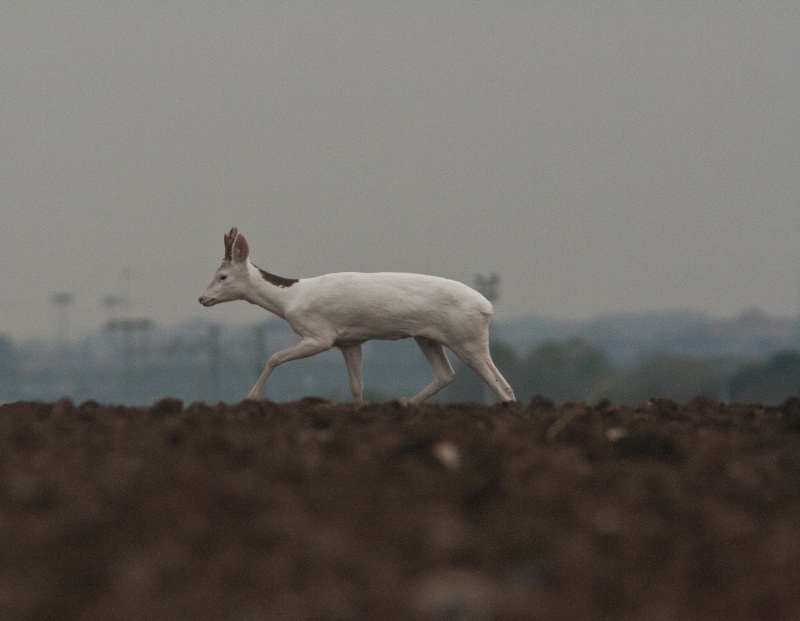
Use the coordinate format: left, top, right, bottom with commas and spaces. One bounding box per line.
219, 274, 228, 281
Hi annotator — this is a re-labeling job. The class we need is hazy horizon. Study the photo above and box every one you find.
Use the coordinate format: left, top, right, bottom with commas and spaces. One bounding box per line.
2, 3, 798, 341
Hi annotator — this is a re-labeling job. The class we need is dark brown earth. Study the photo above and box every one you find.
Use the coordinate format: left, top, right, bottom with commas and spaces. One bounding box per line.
2, 396, 800, 621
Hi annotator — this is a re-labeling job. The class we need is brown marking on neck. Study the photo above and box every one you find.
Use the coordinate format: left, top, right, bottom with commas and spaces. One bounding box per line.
257, 266, 298, 288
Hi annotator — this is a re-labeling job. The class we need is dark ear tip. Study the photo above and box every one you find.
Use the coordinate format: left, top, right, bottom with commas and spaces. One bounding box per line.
223, 227, 239, 261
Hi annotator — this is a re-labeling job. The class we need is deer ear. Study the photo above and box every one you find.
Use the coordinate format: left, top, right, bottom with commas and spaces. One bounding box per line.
232, 233, 249, 263
223, 227, 238, 261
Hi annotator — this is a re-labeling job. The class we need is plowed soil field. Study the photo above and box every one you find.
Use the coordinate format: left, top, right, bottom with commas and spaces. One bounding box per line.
2, 396, 800, 621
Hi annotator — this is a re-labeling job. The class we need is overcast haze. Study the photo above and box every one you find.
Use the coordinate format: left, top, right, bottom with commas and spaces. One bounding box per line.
2, 2, 798, 341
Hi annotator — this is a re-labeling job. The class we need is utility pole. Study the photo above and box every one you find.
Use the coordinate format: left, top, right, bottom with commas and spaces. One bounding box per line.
474, 273, 500, 305
50, 292, 75, 397
101, 295, 126, 324
50, 292, 75, 343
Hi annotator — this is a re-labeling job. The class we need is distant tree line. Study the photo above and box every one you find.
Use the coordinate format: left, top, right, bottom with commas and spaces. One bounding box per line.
1, 331, 798, 406
444, 337, 799, 406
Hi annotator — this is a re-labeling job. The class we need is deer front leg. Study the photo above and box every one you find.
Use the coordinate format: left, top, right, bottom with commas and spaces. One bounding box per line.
338, 343, 364, 403
247, 336, 334, 400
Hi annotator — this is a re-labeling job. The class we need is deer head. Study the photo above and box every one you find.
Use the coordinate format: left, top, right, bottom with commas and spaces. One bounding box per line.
198, 227, 251, 307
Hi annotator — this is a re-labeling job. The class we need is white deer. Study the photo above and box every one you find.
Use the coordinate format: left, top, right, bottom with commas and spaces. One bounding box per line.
198, 228, 516, 404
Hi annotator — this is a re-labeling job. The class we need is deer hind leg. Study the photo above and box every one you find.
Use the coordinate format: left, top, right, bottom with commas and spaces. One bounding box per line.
450, 340, 516, 403
247, 336, 334, 400
338, 343, 364, 403
408, 337, 456, 404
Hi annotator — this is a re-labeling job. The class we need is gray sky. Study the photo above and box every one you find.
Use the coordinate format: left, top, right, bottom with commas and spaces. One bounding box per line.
2, 2, 799, 341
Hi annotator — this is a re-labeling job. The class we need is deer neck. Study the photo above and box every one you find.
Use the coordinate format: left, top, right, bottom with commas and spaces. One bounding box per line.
243, 263, 299, 318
